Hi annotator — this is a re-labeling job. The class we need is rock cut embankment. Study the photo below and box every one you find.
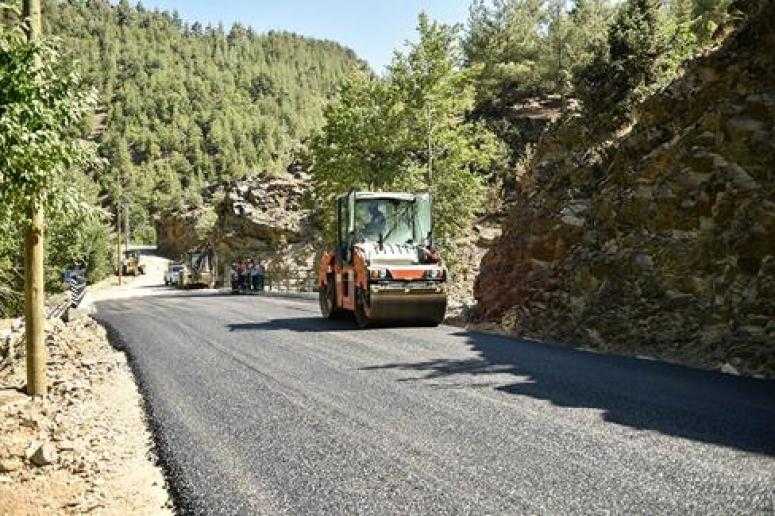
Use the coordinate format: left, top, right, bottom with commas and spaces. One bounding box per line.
475, 0, 775, 377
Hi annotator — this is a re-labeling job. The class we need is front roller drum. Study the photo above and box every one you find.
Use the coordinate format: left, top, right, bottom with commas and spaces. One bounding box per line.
361, 288, 447, 327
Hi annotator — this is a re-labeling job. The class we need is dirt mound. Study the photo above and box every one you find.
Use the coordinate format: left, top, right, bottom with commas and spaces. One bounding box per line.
474, 0, 775, 377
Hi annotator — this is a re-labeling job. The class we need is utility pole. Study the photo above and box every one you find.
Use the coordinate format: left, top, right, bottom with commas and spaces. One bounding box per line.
116, 208, 123, 286
116, 150, 126, 285
124, 202, 130, 250
427, 103, 433, 189
125, 156, 133, 250
23, 0, 46, 396
553, 0, 566, 117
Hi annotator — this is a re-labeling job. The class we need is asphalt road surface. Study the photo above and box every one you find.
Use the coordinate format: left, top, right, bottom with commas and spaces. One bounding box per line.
96, 291, 775, 514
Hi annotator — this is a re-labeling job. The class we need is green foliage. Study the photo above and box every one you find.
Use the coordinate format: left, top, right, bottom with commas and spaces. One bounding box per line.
574, 0, 667, 128
310, 72, 405, 204
465, 0, 614, 100
0, 4, 109, 316
464, 0, 551, 98
692, 0, 733, 44
661, 0, 698, 77
0, 23, 99, 223
45, 205, 112, 289
573, 0, 734, 132
311, 14, 505, 248
464, 0, 731, 160
463, 0, 614, 164
0, 215, 23, 316
41, 0, 364, 241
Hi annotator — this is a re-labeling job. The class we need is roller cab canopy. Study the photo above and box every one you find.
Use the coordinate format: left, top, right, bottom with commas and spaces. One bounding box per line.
336, 191, 433, 249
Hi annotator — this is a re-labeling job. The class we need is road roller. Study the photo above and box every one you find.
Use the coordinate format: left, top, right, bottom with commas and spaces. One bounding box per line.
318, 191, 447, 328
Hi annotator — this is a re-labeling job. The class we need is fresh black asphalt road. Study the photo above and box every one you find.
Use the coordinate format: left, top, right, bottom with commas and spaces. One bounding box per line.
96, 291, 775, 514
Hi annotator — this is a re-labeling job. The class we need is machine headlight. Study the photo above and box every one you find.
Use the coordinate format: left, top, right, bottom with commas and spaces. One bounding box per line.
369, 268, 388, 280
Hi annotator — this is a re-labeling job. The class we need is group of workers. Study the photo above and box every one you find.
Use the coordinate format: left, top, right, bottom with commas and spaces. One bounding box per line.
231, 258, 266, 292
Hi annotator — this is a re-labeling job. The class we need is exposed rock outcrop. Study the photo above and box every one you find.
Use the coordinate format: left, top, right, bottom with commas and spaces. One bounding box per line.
214, 172, 320, 272
156, 169, 321, 273
475, 0, 775, 377
155, 206, 214, 258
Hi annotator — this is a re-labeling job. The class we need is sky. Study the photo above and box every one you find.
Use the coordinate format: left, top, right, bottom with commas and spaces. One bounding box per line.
139, 0, 472, 72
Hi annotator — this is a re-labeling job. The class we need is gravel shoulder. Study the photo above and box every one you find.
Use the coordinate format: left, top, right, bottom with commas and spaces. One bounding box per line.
0, 254, 174, 515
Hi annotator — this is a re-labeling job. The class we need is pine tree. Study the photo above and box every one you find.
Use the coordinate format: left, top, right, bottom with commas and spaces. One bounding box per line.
312, 14, 504, 248
574, 0, 669, 130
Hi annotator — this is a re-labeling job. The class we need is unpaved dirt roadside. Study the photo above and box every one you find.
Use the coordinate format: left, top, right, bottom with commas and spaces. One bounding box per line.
0, 253, 174, 515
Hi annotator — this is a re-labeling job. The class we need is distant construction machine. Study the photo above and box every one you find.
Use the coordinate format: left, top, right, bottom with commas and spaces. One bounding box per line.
318, 191, 447, 328
178, 245, 218, 289
120, 249, 145, 276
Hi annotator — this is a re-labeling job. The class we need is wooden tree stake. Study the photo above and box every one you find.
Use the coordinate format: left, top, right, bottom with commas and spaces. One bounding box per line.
23, 0, 46, 397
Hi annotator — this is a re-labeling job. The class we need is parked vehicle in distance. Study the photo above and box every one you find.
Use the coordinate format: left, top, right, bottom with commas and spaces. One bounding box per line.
62, 264, 86, 284
318, 191, 447, 328
164, 263, 184, 286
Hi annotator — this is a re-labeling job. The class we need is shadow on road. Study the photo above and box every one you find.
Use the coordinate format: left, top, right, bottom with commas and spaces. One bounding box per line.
226, 315, 437, 333
227, 317, 361, 333
141, 292, 237, 300
361, 330, 775, 456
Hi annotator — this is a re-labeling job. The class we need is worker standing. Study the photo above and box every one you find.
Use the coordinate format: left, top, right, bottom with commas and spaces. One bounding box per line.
249, 259, 259, 292
230, 261, 239, 293
243, 259, 253, 292
257, 259, 265, 292
237, 259, 246, 292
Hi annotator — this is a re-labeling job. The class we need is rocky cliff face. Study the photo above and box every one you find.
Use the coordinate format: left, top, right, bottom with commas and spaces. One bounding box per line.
155, 207, 213, 259
475, 0, 775, 377
215, 172, 320, 272
156, 169, 321, 273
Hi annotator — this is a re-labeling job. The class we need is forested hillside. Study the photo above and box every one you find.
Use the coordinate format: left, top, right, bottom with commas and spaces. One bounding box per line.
44, 0, 364, 240
0, 0, 363, 316
463, 0, 733, 171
